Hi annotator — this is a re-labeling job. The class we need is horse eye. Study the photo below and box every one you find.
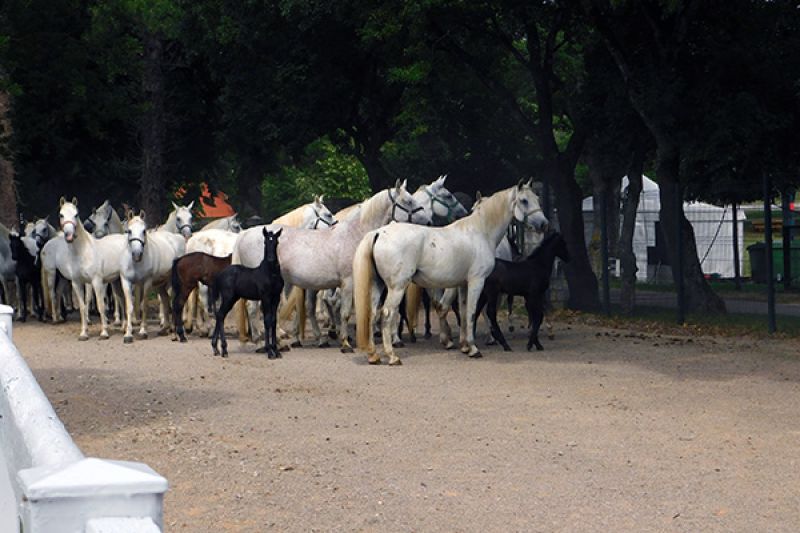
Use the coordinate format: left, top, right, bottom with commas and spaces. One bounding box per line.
522, 199, 529, 205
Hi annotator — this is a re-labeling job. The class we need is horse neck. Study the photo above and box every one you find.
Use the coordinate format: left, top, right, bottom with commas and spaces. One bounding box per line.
109, 210, 124, 233
458, 188, 513, 247
69, 216, 94, 253
272, 205, 305, 227
526, 239, 560, 275
160, 211, 177, 233
356, 190, 392, 230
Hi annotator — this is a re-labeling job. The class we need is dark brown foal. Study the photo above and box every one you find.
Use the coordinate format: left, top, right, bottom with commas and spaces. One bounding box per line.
171, 252, 232, 342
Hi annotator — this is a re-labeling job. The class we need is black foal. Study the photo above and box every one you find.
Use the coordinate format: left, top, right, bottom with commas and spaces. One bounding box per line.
9, 232, 44, 322
475, 232, 570, 351
211, 228, 284, 358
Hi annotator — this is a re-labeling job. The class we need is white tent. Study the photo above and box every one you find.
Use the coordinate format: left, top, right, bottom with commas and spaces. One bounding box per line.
582, 175, 746, 281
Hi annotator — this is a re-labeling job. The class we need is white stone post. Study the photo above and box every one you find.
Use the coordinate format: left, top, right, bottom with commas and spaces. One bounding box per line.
0, 303, 12, 341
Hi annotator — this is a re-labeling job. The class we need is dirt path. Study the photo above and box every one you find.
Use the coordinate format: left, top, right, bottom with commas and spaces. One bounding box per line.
12, 318, 800, 532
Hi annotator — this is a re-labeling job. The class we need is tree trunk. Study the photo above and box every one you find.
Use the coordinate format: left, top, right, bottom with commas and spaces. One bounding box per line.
656, 145, 726, 313
140, 31, 166, 228
357, 147, 393, 192
550, 160, 600, 311
618, 152, 644, 314
0, 87, 17, 229
236, 154, 267, 219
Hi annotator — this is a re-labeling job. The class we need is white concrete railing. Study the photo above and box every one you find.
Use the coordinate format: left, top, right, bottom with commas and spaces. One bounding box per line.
0, 304, 167, 533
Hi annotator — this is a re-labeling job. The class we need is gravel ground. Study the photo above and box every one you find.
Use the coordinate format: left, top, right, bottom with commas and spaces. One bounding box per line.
12, 316, 800, 532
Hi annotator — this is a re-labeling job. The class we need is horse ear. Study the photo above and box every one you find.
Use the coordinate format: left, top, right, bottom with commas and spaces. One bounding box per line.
59, 196, 66, 207
475, 191, 482, 202
275, 228, 282, 238
516, 178, 525, 190
319, 194, 325, 203
172, 201, 179, 211
400, 179, 408, 191
394, 179, 401, 191
526, 177, 533, 187
187, 201, 194, 210
262, 227, 268, 237
127, 209, 134, 221
139, 209, 146, 220
71, 197, 78, 206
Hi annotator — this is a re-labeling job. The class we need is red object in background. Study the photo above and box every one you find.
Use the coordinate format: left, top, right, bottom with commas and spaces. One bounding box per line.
176, 183, 235, 218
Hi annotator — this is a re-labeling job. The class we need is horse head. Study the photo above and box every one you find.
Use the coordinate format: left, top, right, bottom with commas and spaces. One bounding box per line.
171, 201, 194, 238
59, 196, 80, 243
8, 231, 22, 261
228, 214, 243, 233
126, 210, 148, 263
308, 195, 337, 229
513, 179, 548, 232
422, 175, 469, 223
30, 218, 54, 250
88, 200, 114, 238
389, 179, 431, 225
261, 227, 282, 265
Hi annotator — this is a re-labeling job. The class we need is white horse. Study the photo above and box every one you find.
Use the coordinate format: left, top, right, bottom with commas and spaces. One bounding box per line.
119, 212, 187, 343
200, 214, 242, 233
40, 197, 130, 340
353, 180, 547, 365
234, 180, 431, 352
86, 200, 124, 238
158, 201, 195, 238
0, 222, 18, 309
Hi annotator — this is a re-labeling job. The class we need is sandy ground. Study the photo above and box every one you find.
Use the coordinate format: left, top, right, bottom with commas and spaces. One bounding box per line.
10, 315, 800, 532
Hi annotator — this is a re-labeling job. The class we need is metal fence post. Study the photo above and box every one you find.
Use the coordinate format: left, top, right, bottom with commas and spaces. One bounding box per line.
764, 172, 776, 333
732, 202, 742, 291
600, 189, 610, 315
782, 190, 792, 290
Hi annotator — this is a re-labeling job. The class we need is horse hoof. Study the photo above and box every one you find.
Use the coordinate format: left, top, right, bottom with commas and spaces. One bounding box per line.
504, 346, 513, 352
469, 351, 483, 359
222, 352, 228, 358
290, 340, 303, 348
328, 330, 337, 339
279, 344, 290, 352
157, 328, 170, 337
255, 346, 267, 353
392, 341, 404, 348
137, 332, 148, 340
99, 334, 110, 341
123, 336, 133, 344
78, 334, 89, 341
486, 339, 497, 346
368, 355, 382, 365
460, 344, 470, 354
508, 326, 515, 332
424, 331, 432, 339
409, 333, 417, 343
340, 346, 354, 354
388, 358, 403, 366
318, 341, 330, 348
443, 341, 454, 350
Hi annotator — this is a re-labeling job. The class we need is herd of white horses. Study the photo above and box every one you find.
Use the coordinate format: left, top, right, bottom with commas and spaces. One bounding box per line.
0, 176, 553, 364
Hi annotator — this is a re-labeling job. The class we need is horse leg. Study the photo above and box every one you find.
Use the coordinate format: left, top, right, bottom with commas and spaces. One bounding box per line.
33, 273, 44, 321
462, 279, 486, 358
17, 277, 28, 322
121, 277, 136, 344
338, 278, 356, 353
183, 287, 196, 334
365, 279, 384, 364
157, 285, 171, 335
172, 279, 192, 343
92, 280, 111, 339
137, 281, 151, 339
323, 289, 339, 340
73, 280, 89, 341
506, 294, 515, 332
422, 289, 432, 339
380, 284, 408, 365
198, 284, 211, 336
436, 288, 456, 350
306, 289, 325, 347
487, 292, 511, 351
393, 293, 406, 348
457, 286, 469, 353
526, 296, 545, 351
216, 296, 238, 358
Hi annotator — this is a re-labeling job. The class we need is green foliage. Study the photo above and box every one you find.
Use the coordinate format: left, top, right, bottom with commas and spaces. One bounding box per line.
261, 137, 371, 220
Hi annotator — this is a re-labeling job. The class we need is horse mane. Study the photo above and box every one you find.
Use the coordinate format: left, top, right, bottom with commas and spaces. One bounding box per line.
358, 190, 391, 226
271, 204, 308, 226
451, 187, 513, 233
109, 208, 123, 230
335, 203, 361, 221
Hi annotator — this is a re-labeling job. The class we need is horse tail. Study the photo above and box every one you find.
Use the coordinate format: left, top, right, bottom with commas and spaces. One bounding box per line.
41, 262, 51, 319
405, 283, 423, 333
354, 232, 379, 351
231, 245, 250, 343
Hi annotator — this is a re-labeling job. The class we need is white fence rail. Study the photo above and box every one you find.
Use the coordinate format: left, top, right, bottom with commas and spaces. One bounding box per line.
0, 305, 167, 533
